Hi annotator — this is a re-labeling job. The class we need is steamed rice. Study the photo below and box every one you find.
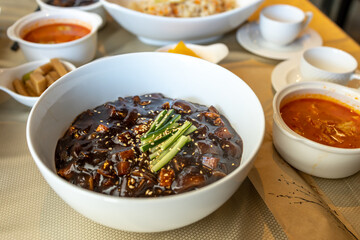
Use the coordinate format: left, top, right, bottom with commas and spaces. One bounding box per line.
130, 0, 237, 17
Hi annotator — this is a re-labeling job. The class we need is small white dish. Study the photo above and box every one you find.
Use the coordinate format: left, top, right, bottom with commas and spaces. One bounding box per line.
271, 58, 302, 92
236, 21, 322, 60
155, 43, 229, 64
0, 59, 76, 107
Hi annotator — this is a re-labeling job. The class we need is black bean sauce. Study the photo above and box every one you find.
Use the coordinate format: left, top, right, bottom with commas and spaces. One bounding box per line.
46, 0, 98, 7
55, 94, 243, 197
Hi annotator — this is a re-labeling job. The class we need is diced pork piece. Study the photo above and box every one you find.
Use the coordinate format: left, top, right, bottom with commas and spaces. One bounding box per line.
158, 168, 175, 187
133, 95, 141, 104
140, 100, 151, 106
75, 172, 94, 189
194, 125, 208, 139
116, 161, 131, 176
208, 105, 219, 114
162, 102, 170, 109
214, 127, 233, 139
96, 124, 109, 133
204, 112, 220, 120
196, 140, 220, 155
214, 118, 224, 126
172, 100, 194, 114
123, 109, 139, 125
221, 140, 242, 158
202, 156, 220, 169
118, 149, 135, 161
173, 166, 205, 193
108, 105, 127, 119
212, 170, 227, 178
57, 162, 74, 180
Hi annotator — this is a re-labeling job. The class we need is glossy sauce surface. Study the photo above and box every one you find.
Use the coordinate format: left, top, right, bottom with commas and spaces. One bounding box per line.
23, 23, 90, 44
46, 0, 98, 7
280, 96, 360, 148
55, 94, 243, 197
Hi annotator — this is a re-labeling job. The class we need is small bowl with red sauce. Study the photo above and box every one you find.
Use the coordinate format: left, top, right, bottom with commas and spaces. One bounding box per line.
273, 81, 360, 179
7, 9, 102, 66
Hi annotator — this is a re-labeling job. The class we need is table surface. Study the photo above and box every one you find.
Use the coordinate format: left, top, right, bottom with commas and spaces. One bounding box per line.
0, 0, 359, 239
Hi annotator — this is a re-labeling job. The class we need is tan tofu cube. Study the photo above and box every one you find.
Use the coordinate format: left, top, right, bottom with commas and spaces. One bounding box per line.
30, 71, 47, 96
51, 58, 68, 77
13, 78, 29, 96
45, 71, 60, 87
34, 62, 53, 75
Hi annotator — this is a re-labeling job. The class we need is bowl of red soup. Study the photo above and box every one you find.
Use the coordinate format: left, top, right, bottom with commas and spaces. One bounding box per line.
273, 81, 360, 179
7, 9, 102, 66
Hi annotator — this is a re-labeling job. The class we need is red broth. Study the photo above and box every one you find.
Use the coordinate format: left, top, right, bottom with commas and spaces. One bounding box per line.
23, 23, 90, 44
280, 96, 360, 148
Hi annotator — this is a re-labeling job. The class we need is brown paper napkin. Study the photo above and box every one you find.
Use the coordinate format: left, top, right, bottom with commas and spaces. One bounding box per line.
222, 60, 359, 240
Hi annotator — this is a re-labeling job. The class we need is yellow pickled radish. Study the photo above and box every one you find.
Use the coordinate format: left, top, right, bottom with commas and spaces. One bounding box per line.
168, 41, 200, 58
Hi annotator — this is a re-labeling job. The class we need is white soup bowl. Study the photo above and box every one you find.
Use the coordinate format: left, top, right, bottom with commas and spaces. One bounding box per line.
26, 52, 265, 232
273, 81, 360, 179
7, 10, 102, 66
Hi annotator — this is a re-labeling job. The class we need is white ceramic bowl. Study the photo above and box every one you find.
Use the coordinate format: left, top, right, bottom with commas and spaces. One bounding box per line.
0, 59, 76, 107
36, 0, 107, 28
273, 81, 360, 179
7, 10, 102, 66
26, 52, 265, 232
101, 0, 264, 46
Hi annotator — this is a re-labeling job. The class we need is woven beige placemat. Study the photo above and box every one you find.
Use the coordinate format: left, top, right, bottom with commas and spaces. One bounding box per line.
0, 98, 287, 240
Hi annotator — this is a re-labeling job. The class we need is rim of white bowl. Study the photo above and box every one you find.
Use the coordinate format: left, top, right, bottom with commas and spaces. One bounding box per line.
7, 10, 102, 48
101, 0, 264, 22
26, 52, 265, 202
36, 0, 103, 11
273, 81, 360, 154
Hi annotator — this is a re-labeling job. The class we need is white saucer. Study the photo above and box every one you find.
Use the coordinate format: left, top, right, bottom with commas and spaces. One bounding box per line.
271, 58, 303, 92
236, 22, 323, 60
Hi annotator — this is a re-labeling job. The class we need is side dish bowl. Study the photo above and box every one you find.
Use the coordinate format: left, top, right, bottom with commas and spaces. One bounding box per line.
26, 52, 265, 232
7, 10, 102, 66
0, 59, 76, 107
273, 81, 360, 179
101, 0, 264, 46
36, 0, 107, 28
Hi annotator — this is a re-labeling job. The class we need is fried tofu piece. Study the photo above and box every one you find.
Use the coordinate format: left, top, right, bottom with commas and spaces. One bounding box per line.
30, 71, 47, 96
45, 71, 60, 87
34, 62, 53, 75
12, 78, 29, 96
51, 58, 68, 77
25, 80, 38, 96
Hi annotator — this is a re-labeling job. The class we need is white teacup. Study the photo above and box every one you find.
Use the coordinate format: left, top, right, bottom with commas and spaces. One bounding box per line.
300, 46, 360, 85
259, 4, 313, 46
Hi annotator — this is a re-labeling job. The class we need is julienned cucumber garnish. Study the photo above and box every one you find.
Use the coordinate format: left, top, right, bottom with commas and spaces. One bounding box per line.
140, 109, 197, 172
